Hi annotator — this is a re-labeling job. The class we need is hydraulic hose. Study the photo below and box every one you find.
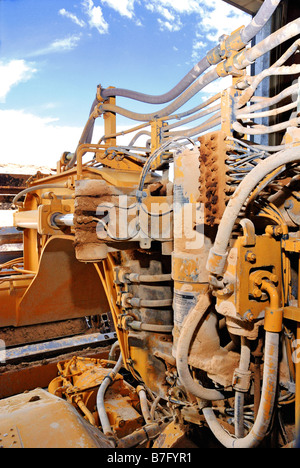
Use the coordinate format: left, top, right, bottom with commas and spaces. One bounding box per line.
207, 146, 300, 277
234, 18, 300, 70
234, 338, 251, 438
86, 97, 98, 144
108, 340, 120, 362
101, 57, 211, 104
176, 293, 225, 401
137, 386, 153, 424
96, 353, 123, 440
203, 332, 280, 448
100, 0, 282, 104
240, 0, 282, 45
13, 183, 68, 205
99, 68, 219, 123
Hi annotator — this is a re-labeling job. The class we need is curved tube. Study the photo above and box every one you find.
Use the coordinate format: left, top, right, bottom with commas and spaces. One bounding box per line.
101, 57, 211, 104
207, 146, 300, 276
203, 332, 280, 448
96, 353, 123, 440
13, 183, 68, 205
108, 340, 120, 362
235, 18, 300, 70
150, 396, 162, 420
237, 101, 297, 120
168, 93, 221, 121
233, 117, 300, 135
240, 0, 282, 45
128, 131, 151, 146
176, 293, 225, 401
165, 103, 221, 131
236, 83, 298, 116
238, 64, 300, 107
126, 273, 172, 283
99, 0, 282, 104
165, 113, 221, 139
100, 0, 282, 105
99, 68, 219, 122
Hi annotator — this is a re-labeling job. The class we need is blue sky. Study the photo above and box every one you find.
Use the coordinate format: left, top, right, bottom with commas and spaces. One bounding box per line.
0, 0, 250, 167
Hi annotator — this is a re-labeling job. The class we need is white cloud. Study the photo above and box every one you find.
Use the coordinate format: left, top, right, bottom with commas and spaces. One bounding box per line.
158, 18, 182, 32
0, 110, 83, 167
0, 109, 148, 169
50, 35, 82, 52
0, 60, 37, 102
82, 0, 109, 34
197, 0, 249, 43
145, 0, 249, 55
30, 34, 82, 56
191, 39, 207, 62
59, 8, 86, 27
101, 0, 135, 19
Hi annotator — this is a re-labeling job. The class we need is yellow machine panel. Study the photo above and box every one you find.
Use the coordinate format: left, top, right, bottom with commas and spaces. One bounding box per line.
0, 0, 300, 450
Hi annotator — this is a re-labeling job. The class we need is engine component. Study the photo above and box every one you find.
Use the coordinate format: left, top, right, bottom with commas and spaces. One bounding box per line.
0, 0, 299, 450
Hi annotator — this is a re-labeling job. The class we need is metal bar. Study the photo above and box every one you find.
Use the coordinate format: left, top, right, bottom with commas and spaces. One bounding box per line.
52, 213, 74, 227
3, 332, 117, 364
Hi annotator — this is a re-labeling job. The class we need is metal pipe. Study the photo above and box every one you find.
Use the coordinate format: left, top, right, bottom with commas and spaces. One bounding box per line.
52, 213, 74, 227
202, 331, 280, 448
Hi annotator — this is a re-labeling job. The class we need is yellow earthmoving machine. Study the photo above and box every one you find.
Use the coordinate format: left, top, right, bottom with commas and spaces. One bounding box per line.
0, 0, 300, 449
